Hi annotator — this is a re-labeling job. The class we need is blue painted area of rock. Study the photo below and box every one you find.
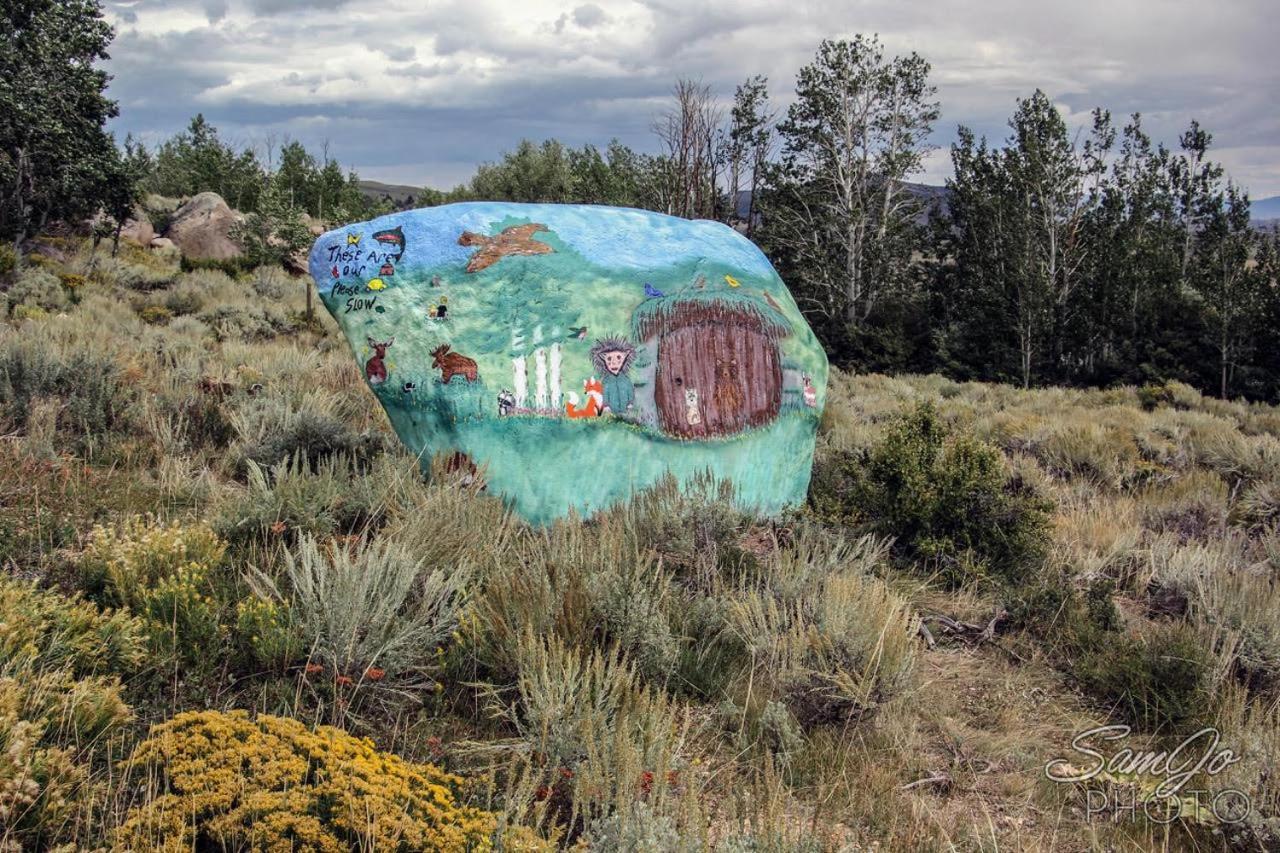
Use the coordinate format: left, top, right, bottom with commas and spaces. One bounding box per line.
308, 202, 828, 524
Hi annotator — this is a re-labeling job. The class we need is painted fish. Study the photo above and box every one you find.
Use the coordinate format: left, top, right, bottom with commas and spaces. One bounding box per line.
373, 225, 406, 261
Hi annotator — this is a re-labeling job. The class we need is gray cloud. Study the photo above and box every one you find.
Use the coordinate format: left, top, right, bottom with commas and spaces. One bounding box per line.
102, 0, 1280, 197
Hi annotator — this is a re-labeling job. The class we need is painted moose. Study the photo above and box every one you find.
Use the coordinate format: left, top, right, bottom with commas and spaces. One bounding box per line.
431, 344, 479, 384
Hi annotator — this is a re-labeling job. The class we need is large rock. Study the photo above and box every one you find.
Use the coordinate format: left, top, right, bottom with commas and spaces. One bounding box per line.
166, 192, 243, 260
308, 202, 828, 524
119, 206, 155, 246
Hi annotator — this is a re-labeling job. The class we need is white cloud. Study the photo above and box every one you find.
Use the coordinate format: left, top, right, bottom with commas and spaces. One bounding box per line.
103, 0, 1280, 196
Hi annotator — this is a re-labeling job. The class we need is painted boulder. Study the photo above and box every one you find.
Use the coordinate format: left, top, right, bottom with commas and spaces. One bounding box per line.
308, 202, 828, 524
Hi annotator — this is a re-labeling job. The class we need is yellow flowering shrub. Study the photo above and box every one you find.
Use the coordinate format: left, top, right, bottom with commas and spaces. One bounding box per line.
115, 710, 498, 852
77, 516, 226, 662
0, 577, 137, 847
78, 515, 226, 598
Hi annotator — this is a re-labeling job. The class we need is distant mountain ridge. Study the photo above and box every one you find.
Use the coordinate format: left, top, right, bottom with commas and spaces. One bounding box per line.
357, 180, 425, 206
1252, 195, 1280, 225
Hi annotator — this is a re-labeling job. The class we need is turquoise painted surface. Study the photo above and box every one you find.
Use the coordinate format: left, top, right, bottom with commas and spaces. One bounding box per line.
308, 202, 828, 524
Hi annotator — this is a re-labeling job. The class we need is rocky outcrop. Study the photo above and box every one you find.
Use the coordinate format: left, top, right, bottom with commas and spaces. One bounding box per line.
165, 192, 243, 261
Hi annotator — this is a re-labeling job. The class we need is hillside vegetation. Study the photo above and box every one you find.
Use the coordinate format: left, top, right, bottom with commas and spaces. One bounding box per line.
2, 238, 1278, 850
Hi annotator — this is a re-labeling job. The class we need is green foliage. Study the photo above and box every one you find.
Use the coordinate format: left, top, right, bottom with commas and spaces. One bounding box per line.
467, 138, 663, 209
493, 632, 695, 835
232, 172, 312, 268
1069, 620, 1213, 732
0, 574, 145, 677
248, 534, 469, 682
0, 338, 133, 446
0, 0, 123, 244
759, 36, 937, 335
5, 267, 68, 314
240, 409, 387, 472
812, 403, 1052, 585
198, 301, 296, 341
145, 114, 264, 212
179, 254, 251, 277
727, 541, 919, 729
234, 595, 305, 672
217, 456, 405, 545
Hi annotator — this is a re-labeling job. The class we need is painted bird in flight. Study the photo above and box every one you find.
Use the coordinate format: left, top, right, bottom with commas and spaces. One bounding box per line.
568, 326, 589, 340
644, 283, 665, 299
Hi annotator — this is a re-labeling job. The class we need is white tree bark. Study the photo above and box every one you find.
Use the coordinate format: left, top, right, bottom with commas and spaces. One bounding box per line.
549, 342, 562, 408
534, 348, 549, 410
513, 356, 528, 408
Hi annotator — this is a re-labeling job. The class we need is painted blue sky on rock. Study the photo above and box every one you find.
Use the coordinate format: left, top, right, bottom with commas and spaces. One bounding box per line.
308, 203, 779, 295
102, 0, 1280, 197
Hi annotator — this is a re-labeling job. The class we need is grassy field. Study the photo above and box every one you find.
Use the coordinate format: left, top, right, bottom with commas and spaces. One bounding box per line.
2, 238, 1279, 850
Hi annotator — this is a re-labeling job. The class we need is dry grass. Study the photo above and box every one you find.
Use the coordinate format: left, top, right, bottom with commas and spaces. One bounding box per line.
2, 240, 1279, 849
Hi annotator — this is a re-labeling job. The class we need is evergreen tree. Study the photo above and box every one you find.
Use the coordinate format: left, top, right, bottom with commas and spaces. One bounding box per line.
0, 0, 120, 245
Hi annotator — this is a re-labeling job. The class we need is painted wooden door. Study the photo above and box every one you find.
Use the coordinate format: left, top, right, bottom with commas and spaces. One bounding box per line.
654, 323, 781, 438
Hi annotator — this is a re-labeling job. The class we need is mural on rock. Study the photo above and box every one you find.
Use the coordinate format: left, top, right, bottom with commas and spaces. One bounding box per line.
308, 202, 829, 524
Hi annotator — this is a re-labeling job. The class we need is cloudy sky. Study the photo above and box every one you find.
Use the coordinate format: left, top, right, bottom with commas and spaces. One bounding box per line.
102, 0, 1279, 198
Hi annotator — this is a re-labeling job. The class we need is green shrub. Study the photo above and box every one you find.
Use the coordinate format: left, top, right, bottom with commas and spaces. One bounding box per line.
249, 264, 293, 299
234, 595, 306, 671
138, 304, 172, 325
728, 564, 918, 729
492, 632, 696, 834
1137, 382, 1176, 411
198, 303, 295, 342
1070, 620, 1212, 732
240, 409, 388, 472
218, 456, 408, 544
0, 575, 145, 677
6, 267, 68, 314
248, 534, 469, 682
811, 403, 1052, 586
474, 521, 681, 685
179, 254, 250, 277
0, 340, 133, 445
161, 283, 204, 316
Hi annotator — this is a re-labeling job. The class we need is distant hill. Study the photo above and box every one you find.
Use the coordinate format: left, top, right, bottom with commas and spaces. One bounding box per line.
1252, 195, 1280, 227
358, 180, 425, 206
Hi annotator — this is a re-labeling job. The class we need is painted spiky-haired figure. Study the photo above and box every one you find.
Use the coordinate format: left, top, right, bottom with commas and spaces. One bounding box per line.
589, 336, 636, 414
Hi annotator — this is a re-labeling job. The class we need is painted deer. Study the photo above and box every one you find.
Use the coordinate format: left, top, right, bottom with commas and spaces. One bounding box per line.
365, 336, 393, 385
431, 344, 479, 384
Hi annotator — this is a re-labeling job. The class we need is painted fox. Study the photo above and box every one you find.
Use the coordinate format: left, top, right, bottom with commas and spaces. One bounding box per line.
565, 377, 604, 418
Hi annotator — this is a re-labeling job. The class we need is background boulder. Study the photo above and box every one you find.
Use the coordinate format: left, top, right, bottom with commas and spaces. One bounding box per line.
166, 192, 243, 260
